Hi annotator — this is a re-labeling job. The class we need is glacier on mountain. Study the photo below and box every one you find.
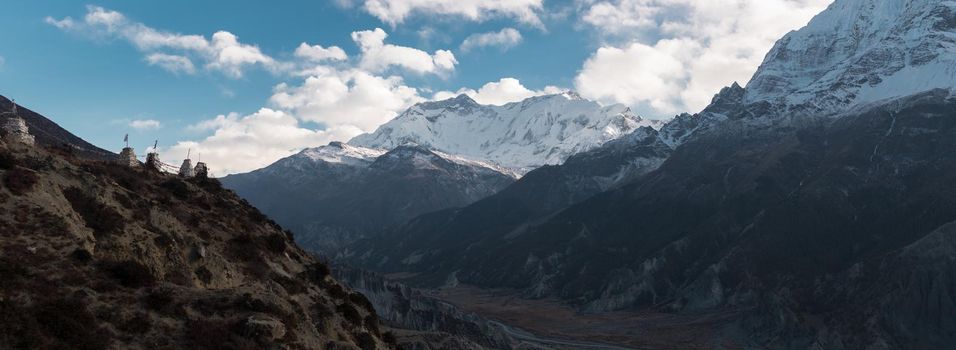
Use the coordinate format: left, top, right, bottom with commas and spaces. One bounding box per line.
745, 0, 956, 114
349, 92, 664, 173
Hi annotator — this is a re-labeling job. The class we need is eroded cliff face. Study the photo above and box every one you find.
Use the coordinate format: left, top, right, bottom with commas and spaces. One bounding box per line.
333, 267, 516, 350
0, 140, 394, 349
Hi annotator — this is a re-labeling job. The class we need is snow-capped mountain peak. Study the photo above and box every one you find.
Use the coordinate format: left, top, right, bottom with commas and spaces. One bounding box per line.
349, 92, 667, 173
744, 0, 956, 114
298, 141, 386, 166
417, 93, 482, 112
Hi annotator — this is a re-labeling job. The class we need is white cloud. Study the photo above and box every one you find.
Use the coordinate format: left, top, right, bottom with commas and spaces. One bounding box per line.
46, 5, 276, 78
166, 65, 427, 175
352, 28, 458, 75
44, 16, 75, 29
580, 0, 661, 35
145, 53, 195, 74
46, 6, 553, 175
171, 68, 425, 175
129, 119, 162, 130
167, 109, 361, 175
460, 28, 523, 52
294, 43, 348, 62
574, 0, 830, 116
270, 69, 424, 131
206, 31, 276, 78
576, 39, 698, 115
434, 77, 563, 106
359, 0, 545, 27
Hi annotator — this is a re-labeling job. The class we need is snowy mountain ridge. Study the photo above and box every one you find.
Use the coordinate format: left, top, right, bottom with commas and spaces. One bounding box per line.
291, 141, 518, 179
349, 92, 665, 173
299, 141, 385, 166
745, 0, 956, 115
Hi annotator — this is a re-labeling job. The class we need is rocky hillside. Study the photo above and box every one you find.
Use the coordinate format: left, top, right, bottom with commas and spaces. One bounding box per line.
221, 142, 515, 255
0, 139, 395, 349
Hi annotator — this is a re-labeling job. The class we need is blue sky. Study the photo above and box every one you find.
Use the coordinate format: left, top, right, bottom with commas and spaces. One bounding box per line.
0, 0, 831, 174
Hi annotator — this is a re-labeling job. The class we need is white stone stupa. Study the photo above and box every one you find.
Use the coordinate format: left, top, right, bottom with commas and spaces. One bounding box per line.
2, 101, 36, 146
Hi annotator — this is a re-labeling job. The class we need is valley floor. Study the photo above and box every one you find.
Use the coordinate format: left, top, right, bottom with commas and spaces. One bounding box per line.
428, 285, 743, 350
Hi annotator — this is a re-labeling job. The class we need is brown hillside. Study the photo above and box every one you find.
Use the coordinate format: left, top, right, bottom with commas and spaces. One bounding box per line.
0, 139, 395, 350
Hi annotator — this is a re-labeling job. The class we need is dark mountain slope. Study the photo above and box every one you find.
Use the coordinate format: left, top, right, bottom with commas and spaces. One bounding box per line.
343, 125, 673, 274
221, 143, 515, 254
1, 95, 114, 160
341, 84, 744, 276
355, 90, 956, 347
0, 138, 394, 349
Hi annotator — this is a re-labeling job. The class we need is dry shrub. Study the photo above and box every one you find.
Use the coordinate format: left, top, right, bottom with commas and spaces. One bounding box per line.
160, 178, 190, 199
186, 319, 258, 350
363, 314, 381, 336
326, 282, 348, 300
81, 163, 147, 193
264, 233, 287, 254
47, 143, 77, 160
24, 207, 70, 237
189, 176, 223, 192
271, 273, 306, 295
312, 303, 334, 319
32, 297, 112, 350
348, 292, 376, 313
99, 260, 155, 289
4, 166, 38, 195
142, 287, 182, 316
70, 248, 94, 264
382, 331, 398, 345
112, 191, 134, 209
299, 262, 331, 284
62, 186, 125, 236
0, 152, 15, 169
354, 331, 377, 350
226, 234, 263, 263
0, 256, 29, 292
118, 312, 152, 334
233, 293, 287, 317
0, 299, 45, 349
194, 266, 213, 284
227, 232, 291, 265
336, 303, 363, 325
